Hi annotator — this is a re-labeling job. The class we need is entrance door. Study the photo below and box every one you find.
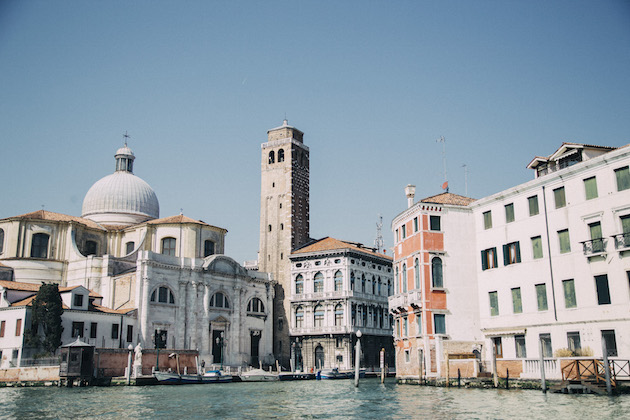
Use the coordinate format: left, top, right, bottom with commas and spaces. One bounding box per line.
212, 330, 224, 365
492, 337, 503, 358
250, 331, 261, 366
315, 345, 325, 369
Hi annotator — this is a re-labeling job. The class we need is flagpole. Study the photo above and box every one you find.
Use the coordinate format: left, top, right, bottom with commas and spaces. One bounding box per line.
437, 136, 448, 192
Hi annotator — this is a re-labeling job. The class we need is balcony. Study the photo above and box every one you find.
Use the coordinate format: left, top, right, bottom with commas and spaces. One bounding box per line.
408, 290, 422, 308
388, 290, 422, 313
581, 238, 607, 257
613, 233, 630, 251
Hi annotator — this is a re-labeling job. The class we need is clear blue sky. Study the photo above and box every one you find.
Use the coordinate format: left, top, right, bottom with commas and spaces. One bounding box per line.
1, 0, 629, 264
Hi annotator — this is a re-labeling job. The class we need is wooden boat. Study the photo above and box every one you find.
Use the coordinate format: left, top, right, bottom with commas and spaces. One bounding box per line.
201, 370, 233, 383
153, 370, 233, 385
239, 368, 279, 382
319, 368, 366, 380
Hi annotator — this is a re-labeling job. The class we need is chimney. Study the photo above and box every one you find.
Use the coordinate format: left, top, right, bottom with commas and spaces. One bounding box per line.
405, 184, 416, 208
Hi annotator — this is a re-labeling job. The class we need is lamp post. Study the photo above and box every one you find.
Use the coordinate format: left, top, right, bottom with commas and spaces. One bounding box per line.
355, 330, 362, 387
126, 344, 134, 385
215, 332, 225, 370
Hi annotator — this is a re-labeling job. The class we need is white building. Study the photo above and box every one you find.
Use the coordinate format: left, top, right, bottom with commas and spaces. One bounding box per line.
0, 142, 275, 367
289, 237, 394, 371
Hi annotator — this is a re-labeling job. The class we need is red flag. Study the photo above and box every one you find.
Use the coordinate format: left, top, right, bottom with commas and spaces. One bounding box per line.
442, 181, 448, 190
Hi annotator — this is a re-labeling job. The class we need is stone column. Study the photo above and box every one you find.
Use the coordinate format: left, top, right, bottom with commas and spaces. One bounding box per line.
202, 283, 211, 358
140, 274, 151, 346
177, 281, 187, 349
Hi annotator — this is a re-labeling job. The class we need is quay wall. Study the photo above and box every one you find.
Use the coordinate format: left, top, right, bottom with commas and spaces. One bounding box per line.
96, 349, 200, 377
0, 366, 59, 382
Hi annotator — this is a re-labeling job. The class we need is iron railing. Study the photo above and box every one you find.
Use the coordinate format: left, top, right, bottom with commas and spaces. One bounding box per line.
613, 233, 630, 250
581, 238, 607, 255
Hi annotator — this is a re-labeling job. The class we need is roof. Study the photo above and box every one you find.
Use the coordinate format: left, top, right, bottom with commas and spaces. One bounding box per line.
292, 237, 392, 261
59, 285, 102, 298
146, 214, 227, 231
1, 210, 105, 230
420, 192, 476, 206
0, 279, 43, 292
91, 303, 135, 314
10, 295, 70, 309
527, 142, 618, 169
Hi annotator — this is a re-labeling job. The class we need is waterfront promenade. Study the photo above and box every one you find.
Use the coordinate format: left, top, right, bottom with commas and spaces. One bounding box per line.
1, 378, 629, 419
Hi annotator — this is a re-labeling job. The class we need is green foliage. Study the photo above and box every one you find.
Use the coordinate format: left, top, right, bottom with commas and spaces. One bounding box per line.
553, 348, 574, 357
25, 283, 64, 354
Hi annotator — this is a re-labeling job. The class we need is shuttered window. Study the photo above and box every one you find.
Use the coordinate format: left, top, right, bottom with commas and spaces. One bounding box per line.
584, 176, 598, 200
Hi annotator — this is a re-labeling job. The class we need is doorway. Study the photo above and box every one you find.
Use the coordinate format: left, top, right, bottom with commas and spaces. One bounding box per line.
315, 345, 325, 369
212, 330, 224, 365
250, 330, 261, 366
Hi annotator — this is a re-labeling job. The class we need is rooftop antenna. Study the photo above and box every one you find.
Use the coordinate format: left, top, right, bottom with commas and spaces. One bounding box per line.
123, 131, 130, 146
462, 164, 468, 196
437, 136, 449, 193
374, 214, 384, 253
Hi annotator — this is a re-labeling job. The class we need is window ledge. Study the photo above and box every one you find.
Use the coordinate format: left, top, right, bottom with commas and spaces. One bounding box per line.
150, 301, 176, 307
430, 287, 447, 293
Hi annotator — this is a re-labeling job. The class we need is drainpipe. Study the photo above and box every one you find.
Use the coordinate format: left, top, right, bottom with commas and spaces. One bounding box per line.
541, 186, 558, 321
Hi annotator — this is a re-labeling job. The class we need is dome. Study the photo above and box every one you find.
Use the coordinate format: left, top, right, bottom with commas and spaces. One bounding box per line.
81, 143, 159, 226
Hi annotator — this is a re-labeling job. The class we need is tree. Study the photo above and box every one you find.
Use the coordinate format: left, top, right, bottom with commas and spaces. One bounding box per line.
26, 283, 64, 354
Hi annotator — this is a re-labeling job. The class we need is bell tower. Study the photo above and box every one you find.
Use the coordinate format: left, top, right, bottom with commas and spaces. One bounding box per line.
259, 120, 310, 366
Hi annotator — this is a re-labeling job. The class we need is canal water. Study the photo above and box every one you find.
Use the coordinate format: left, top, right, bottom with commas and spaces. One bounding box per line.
1, 379, 629, 419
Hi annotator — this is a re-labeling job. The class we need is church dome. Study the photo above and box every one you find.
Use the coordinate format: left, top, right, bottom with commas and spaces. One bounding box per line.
81, 143, 159, 226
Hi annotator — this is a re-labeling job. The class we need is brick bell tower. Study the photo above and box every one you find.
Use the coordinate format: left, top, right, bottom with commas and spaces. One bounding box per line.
259, 120, 310, 367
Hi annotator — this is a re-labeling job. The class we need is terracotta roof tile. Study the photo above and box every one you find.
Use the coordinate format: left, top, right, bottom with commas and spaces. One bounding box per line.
59, 285, 102, 298
146, 214, 227, 231
11, 295, 70, 309
2, 210, 105, 230
292, 237, 392, 260
0, 280, 42, 292
419, 192, 476, 206
91, 303, 134, 314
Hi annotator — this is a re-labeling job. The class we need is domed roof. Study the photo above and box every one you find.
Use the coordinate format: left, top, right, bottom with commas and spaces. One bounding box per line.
81, 143, 159, 226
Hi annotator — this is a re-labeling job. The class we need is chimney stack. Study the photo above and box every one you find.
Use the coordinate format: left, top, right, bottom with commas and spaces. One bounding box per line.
405, 184, 416, 208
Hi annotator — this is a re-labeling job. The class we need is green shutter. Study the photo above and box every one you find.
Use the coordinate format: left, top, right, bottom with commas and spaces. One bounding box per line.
481, 251, 488, 270
554, 187, 566, 208
492, 248, 498, 268
528, 196, 539, 216
563, 279, 577, 308
532, 236, 543, 259
622, 215, 630, 234
536, 284, 548, 311
515, 242, 521, 263
615, 167, 630, 191
511, 288, 522, 313
584, 177, 598, 200
503, 244, 509, 266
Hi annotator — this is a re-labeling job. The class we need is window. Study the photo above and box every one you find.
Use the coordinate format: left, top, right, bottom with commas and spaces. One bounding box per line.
372, 276, 376, 294
90, 322, 97, 339
111, 324, 119, 340
127, 325, 133, 342
483, 211, 492, 229
503, 242, 521, 265
378, 278, 382, 295
31, 233, 49, 258
295, 274, 304, 294
567, 332, 581, 353
295, 306, 304, 328
210, 292, 230, 308
601, 330, 617, 357
528, 195, 539, 216
387, 280, 392, 296
515, 335, 527, 358
511, 287, 522, 314
404, 350, 410, 363
505, 203, 515, 223
431, 257, 443, 288
401, 265, 407, 292
84, 240, 97, 256
584, 176, 598, 200
493, 337, 503, 358
531, 236, 543, 259
554, 187, 566, 209
434, 314, 446, 334
278, 148, 285, 162
563, 279, 577, 308
15, 319, 22, 336
268, 150, 275, 164
1, 320, 6, 337
615, 166, 630, 191
314, 272, 324, 293
161, 237, 176, 256
335, 304, 343, 326
489, 291, 499, 316
151, 286, 175, 304
314, 304, 324, 327
481, 247, 498, 270
280, 223, 284, 230
414, 259, 420, 289
73, 294, 84, 307
430, 215, 441, 231
350, 272, 355, 291
395, 229, 399, 242
414, 217, 419, 232
595, 275, 611, 305
204, 240, 215, 257
0, 228, 4, 254
540, 333, 552, 358
416, 313, 422, 336
268, 224, 272, 232
589, 221, 604, 253
558, 229, 571, 253
402, 224, 406, 239
247, 297, 265, 314
403, 316, 408, 336
536, 284, 548, 311
125, 241, 135, 254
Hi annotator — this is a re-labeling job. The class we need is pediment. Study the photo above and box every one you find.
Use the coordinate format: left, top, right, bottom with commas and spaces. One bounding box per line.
202, 255, 247, 277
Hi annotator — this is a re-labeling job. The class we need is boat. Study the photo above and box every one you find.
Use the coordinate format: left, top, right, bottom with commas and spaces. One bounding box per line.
319, 368, 366, 380
153, 370, 233, 385
201, 370, 233, 383
239, 368, 279, 382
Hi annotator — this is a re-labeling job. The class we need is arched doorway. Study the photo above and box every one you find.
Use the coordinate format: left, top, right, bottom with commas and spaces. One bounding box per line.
314, 344, 325, 369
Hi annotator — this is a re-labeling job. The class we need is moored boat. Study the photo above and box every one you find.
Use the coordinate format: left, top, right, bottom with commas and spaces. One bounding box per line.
239, 368, 279, 382
153, 369, 233, 385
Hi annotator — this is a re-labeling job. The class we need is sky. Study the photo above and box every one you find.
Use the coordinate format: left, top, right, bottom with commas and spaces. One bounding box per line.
1, 0, 629, 264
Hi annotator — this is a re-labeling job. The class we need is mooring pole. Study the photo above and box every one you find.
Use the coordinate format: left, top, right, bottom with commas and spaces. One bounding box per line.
539, 338, 546, 394
380, 348, 385, 384
418, 348, 424, 385
446, 355, 450, 388
602, 340, 612, 396
492, 342, 498, 388
355, 330, 362, 387
506, 368, 509, 389
457, 368, 461, 388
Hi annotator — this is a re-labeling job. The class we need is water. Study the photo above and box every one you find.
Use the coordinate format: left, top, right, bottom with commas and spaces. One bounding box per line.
1, 379, 629, 419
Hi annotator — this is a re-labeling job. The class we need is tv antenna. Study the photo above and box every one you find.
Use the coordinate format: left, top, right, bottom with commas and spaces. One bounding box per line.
437, 136, 448, 192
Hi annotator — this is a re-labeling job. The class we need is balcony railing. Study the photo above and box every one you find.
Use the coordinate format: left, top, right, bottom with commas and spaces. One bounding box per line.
388, 290, 422, 312
581, 238, 607, 256
613, 233, 630, 250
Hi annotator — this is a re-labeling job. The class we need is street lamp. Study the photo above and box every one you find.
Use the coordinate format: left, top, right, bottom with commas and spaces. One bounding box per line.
215, 332, 225, 370
126, 344, 133, 385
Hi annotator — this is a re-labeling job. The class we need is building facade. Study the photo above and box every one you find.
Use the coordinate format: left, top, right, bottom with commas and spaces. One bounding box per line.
258, 120, 311, 366
289, 237, 394, 371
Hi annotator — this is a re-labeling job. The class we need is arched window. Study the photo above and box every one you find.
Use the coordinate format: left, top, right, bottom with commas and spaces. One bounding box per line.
150, 286, 175, 304
402, 263, 408, 293
314, 272, 324, 293
362, 304, 367, 326
432, 257, 443, 288
84, 240, 97, 256
247, 297, 265, 314
0, 228, 5, 254
372, 276, 376, 294
125, 241, 135, 255
414, 258, 420, 289
295, 274, 304, 294
314, 345, 325, 369
350, 272, 355, 291
335, 304, 344, 326
31, 233, 50, 258
278, 149, 285, 162
295, 306, 304, 328
210, 292, 230, 309
395, 267, 399, 293
204, 240, 215, 257
161, 237, 176, 256
268, 150, 275, 164
314, 304, 324, 327
378, 277, 382, 295
334, 270, 343, 292
387, 279, 392, 296
362, 274, 366, 293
